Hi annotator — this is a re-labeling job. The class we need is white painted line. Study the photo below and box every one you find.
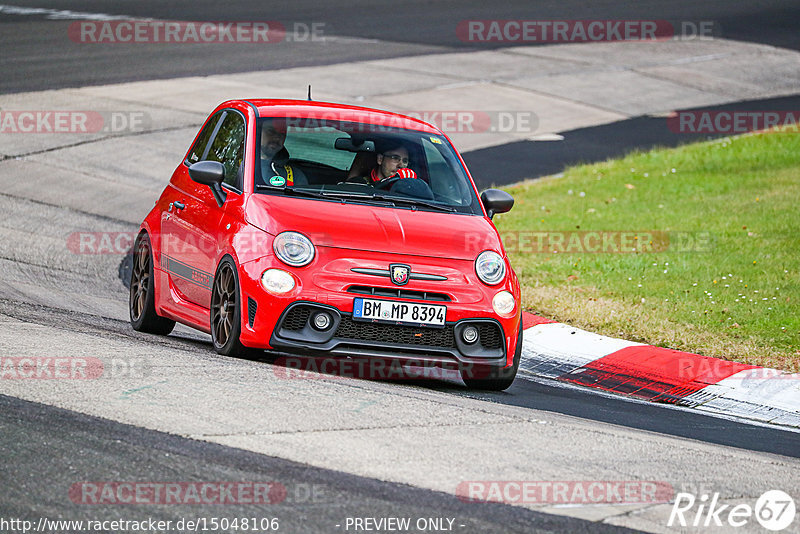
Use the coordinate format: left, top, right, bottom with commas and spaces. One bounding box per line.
0, 4, 146, 21
529, 133, 565, 141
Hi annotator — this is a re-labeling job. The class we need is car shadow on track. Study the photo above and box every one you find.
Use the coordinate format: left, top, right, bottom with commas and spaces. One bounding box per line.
248, 351, 470, 390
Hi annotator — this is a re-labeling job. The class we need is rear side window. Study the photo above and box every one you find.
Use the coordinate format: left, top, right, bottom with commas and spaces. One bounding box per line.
204, 112, 246, 188
187, 112, 223, 164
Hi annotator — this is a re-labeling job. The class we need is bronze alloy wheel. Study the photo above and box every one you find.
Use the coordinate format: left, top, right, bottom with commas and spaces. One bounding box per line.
130, 239, 150, 321
211, 262, 237, 348
210, 258, 253, 356
129, 233, 175, 335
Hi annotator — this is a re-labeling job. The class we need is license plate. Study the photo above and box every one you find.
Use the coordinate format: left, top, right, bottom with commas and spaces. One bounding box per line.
353, 298, 446, 327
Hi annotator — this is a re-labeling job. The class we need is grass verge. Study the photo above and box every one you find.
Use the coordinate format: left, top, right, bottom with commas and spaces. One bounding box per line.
497, 129, 799, 372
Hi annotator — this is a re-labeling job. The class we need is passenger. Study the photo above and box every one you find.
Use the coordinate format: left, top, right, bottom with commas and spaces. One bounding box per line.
259, 118, 308, 187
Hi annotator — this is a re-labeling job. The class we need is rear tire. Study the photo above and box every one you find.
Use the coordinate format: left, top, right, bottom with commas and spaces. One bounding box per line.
130, 232, 175, 335
461, 318, 523, 391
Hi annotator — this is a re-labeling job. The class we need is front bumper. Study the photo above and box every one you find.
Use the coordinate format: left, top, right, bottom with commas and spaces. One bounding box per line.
268, 301, 508, 367
236, 246, 521, 366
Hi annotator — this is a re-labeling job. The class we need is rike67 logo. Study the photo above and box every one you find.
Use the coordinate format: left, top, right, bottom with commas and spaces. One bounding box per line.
668, 490, 796, 531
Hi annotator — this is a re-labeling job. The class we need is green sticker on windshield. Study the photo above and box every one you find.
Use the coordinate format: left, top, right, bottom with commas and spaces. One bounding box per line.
269, 175, 286, 186
430, 137, 442, 144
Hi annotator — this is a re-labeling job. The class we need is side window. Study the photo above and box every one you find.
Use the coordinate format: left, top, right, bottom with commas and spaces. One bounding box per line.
187, 112, 223, 164
205, 112, 246, 189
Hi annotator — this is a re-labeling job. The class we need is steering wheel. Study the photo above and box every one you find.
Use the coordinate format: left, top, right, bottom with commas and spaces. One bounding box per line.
374, 176, 404, 191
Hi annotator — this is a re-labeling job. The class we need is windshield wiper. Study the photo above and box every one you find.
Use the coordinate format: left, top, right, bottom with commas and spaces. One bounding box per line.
255, 184, 328, 199
255, 185, 455, 212
256, 185, 396, 206
370, 193, 456, 213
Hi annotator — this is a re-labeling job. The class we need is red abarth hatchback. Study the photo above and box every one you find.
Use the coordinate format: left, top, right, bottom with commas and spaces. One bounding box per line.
130, 99, 521, 390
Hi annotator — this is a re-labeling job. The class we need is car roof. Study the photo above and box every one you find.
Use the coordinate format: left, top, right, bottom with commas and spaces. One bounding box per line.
238, 99, 442, 135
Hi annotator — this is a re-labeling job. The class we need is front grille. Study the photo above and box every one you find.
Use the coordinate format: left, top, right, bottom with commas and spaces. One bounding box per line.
276, 305, 503, 358
347, 286, 451, 302
283, 306, 310, 331
335, 316, 456, 348
478, 323, 503, 349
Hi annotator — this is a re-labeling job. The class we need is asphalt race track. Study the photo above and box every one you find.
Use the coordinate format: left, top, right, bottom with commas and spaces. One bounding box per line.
2, 0, 800, 93
1, 2, 799, 533
1, 394, 635, 534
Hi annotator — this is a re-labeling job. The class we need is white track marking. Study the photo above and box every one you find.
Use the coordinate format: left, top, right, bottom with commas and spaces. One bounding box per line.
0, 4, 147, 21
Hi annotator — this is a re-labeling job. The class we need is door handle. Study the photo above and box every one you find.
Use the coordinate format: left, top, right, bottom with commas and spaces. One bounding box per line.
172, 201, 185, 210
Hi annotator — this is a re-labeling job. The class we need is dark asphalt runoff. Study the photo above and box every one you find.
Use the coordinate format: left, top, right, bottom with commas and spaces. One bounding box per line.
464, 94, 800, 189
1, 0, 799, 94
0, 393, 639, 534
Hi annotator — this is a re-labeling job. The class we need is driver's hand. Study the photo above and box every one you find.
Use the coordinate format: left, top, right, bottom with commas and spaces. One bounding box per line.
392, 168, 417, 179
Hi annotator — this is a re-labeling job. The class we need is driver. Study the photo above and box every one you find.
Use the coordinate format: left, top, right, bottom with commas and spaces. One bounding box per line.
368, 142, 417, 184
259, 118, 308, 187
348, 140, 434, 199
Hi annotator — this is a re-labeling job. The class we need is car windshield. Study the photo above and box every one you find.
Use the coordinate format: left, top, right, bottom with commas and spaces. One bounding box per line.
254, 117, 482, 214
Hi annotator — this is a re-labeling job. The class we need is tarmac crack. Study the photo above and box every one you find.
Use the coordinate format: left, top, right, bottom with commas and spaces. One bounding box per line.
191, 418, 545, 439
0, 189, 142, 226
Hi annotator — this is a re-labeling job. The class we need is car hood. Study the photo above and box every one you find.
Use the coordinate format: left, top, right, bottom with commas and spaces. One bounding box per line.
245, 194, 501, 261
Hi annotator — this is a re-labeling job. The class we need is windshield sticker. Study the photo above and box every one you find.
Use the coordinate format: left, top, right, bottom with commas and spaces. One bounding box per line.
429, 137, 442, 144
269, 175, 286, 186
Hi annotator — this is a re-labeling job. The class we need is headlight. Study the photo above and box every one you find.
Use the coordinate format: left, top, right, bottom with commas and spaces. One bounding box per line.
261, 269, 295, 294
492, 291, 516, 317
273, 231, 315, 267
475, 250, 505, 285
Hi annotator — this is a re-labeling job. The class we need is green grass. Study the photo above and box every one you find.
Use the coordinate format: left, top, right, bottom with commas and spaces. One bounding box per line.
497, 130, 799, 371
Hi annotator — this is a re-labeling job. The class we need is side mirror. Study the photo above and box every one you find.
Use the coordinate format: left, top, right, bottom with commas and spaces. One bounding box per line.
188, 161, 226, 207
480, 189, 514, 219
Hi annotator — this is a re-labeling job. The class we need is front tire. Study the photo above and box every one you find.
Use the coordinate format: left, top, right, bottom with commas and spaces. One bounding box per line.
130, 232, 175, 335
211, 257, 250, 356
461, 318, 523, 391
